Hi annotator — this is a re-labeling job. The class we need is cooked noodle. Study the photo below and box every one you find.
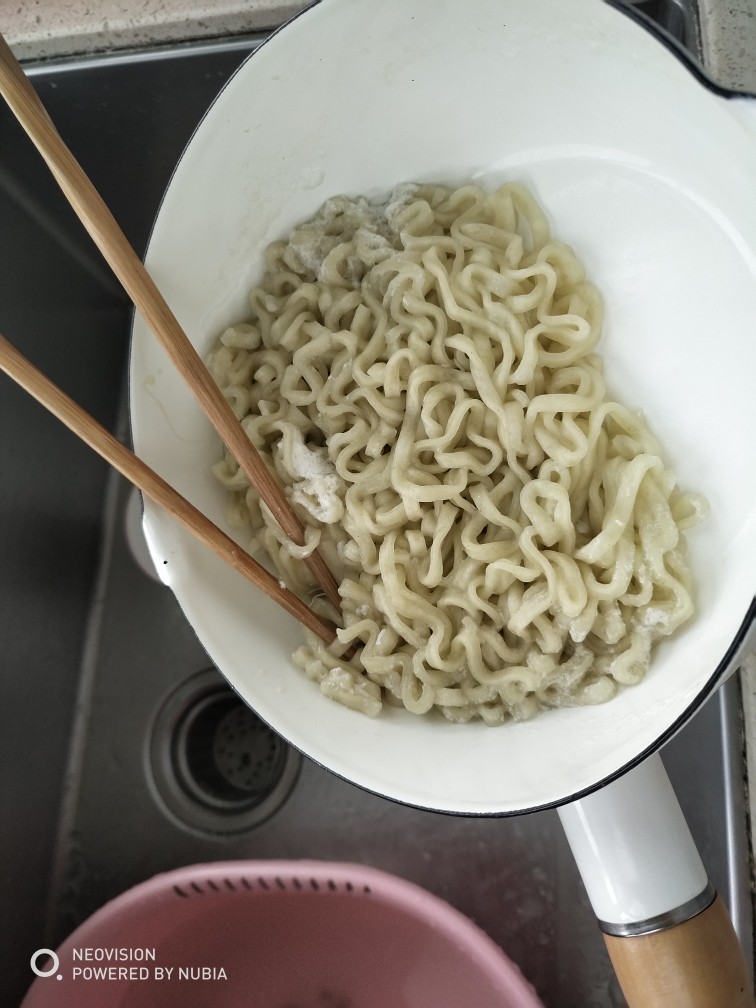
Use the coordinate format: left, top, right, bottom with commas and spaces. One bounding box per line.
208, 182, 705, 724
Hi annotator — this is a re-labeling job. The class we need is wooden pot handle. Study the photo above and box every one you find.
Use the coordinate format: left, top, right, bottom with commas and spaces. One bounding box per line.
559, 754, 754, 1007
604, 894, 753, 1008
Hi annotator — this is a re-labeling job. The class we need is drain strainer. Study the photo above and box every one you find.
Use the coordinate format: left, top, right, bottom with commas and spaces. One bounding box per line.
147, 669, 301, 835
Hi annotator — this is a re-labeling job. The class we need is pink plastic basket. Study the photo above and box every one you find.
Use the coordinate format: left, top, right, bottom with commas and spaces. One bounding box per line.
22, 860, 543, 1007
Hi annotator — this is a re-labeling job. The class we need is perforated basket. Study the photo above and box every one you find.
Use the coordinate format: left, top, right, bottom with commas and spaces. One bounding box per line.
22, 861, 543, 1007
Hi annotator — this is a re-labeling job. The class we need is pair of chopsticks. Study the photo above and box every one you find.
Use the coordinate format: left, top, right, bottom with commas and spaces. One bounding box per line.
0, 32, 341, 647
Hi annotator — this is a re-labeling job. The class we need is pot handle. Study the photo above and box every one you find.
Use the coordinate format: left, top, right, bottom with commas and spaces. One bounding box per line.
558, 752, 754, 1007
603, 895, 751, 1007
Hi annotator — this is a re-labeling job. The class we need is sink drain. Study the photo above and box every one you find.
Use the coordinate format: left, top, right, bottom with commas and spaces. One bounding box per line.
147, 669, 301, 835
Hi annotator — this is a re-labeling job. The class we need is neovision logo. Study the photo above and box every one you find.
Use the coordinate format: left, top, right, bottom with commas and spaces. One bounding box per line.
30, 950, 61, 981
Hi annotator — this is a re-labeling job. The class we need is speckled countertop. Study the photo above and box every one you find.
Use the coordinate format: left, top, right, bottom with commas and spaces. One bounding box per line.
2, 0, 307, 60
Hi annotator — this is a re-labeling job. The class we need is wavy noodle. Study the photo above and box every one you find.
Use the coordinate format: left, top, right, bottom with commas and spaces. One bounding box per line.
208, 182, 705, 724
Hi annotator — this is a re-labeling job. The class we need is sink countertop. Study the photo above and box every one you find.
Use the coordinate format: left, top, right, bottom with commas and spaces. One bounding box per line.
3, 0, 307, 60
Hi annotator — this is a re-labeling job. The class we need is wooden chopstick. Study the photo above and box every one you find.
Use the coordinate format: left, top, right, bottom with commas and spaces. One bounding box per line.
0, 31, 342, 611
0, 333, 340, 648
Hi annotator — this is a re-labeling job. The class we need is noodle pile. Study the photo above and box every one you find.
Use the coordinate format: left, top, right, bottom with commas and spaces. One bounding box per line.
208, 182, 704, 724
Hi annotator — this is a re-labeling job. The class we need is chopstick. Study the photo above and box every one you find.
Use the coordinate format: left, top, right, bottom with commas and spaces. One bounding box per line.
0, 333, 340, 647
0, 31, 342, 611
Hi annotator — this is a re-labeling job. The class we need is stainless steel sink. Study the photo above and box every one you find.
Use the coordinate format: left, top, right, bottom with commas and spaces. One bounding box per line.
0, 9, 751, 1007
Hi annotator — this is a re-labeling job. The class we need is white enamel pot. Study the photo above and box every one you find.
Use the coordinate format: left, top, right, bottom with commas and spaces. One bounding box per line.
129, 2, 756, 1004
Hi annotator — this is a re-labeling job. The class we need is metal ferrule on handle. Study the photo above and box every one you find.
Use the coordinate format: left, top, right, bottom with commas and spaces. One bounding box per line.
598, 881, 716, 938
